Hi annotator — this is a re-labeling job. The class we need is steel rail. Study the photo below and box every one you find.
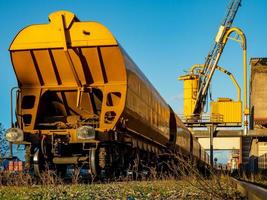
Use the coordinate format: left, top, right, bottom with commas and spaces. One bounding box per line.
231, 178, 267, 200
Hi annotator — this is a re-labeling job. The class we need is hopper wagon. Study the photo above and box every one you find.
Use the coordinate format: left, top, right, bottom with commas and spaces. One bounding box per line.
6, 11, 209, 177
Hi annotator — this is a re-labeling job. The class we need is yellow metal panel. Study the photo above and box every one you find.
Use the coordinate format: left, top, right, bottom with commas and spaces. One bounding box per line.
20, 88, 42, 130
81, 47, 105, 84
10, 11, 117, 51
211, 99, 242, 123
179, 75, 199, 117
51, 49, 77, 85
32, 50, 58, 86
68, 49, 87, 85
69, 22, 117, 47
99, 84, 127, 131
100, 46, 127, 82
11, 51, 41, 86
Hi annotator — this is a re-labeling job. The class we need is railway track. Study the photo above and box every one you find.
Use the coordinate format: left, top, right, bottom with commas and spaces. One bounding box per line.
231, 178, 267, 200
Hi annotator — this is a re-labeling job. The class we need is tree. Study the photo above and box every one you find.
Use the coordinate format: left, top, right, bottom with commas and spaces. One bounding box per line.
0, 123, 9, 159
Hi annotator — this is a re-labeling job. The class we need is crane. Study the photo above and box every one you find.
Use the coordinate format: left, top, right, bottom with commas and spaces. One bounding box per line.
193, 0, 242, 115
179, 0, 249, 134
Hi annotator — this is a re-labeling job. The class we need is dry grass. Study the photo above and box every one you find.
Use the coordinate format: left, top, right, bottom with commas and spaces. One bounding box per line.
161, 152, 244, 200
0, 179, 245, 200
0, 153, 245, 200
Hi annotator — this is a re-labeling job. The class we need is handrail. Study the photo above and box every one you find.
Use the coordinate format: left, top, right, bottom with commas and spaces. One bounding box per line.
10, 87, 19, 128
180, 113, 224, 124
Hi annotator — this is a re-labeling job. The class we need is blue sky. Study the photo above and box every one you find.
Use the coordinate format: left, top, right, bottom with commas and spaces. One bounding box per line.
0, 0, 266, 129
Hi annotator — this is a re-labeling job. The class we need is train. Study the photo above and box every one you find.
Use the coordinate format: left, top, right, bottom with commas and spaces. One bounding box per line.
5, 11, 209, 177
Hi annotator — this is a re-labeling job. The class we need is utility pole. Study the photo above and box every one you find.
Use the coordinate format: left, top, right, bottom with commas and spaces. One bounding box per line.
209, 125, 216, 167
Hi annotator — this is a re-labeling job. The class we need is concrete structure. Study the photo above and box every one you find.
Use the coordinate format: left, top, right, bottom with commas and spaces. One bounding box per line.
192, 129, 256, 166
250, 58, 267, 129
244, 58, 267, 170
249, 138, 267, 157
190, 58, 267, 169
198, 137, 240, 150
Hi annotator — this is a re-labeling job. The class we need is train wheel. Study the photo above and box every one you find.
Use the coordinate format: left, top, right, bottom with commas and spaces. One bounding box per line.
88, 148, 97, 176
33, 148, 45, 177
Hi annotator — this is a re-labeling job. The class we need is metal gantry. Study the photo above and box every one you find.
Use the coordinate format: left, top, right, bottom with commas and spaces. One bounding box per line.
194, 0, 242, 115
178, 0, 247, 168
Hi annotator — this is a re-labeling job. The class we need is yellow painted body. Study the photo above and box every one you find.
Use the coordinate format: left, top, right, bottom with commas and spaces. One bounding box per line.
10, 11, 172, 146
9, 11, 127, 143
10, 11, 117, 50
178, 75, 199, 118
8, 11, 210, 170
211, 98, 242, 124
